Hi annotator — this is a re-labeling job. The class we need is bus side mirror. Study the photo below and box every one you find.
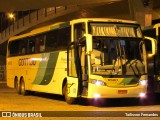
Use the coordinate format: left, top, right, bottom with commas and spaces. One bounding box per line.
144, 36, 157, 58
85, 34, 93, 53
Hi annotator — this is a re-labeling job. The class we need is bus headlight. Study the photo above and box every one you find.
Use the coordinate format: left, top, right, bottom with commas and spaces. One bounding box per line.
139, 80, 147, 86
91, 80, 106, 86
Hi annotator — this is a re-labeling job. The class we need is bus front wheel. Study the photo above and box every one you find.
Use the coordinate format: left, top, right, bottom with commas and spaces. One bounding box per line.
63, 83, 76, 104
20, 78, 28, 96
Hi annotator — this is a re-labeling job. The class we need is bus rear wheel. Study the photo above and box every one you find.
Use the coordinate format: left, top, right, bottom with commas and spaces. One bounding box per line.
14, 77, 20, 94
63, 83, 76, 104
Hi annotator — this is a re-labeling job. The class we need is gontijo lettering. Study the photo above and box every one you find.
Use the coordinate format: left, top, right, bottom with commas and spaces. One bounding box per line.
18, 58, 36, 66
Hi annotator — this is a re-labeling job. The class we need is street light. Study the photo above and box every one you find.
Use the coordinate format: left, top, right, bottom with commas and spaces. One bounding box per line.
7, 12, 15, 21
7, 12, 16, 32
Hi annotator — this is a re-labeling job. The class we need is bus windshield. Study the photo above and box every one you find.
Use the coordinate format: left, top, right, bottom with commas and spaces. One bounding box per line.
89, 22, 142, 38
91, 37, 144, 76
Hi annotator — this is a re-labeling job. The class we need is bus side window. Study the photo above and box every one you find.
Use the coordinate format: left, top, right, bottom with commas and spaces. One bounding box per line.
19, 39, 27, 55
39, 36, 46, 52
45, 30, 58, 52
36, 37, 40, 53
8, 40, 20, 57
28, 38, 35, 54
22, 48, 26, 54
57, 27, 71, 50
35, 35, 46, 53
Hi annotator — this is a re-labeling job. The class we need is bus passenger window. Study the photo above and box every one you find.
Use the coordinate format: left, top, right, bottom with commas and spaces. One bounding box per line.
45, 30, 58, 52
28, 39, 35, 54
21, 48, 26, 54
8, 40, 20, 56
40, 37, 45, 52
36, 37, 40, 53
19, 39, 27, 55
36, 35, 46, 53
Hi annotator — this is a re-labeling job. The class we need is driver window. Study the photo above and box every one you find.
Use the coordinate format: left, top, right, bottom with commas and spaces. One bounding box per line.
74, 23, 85, 41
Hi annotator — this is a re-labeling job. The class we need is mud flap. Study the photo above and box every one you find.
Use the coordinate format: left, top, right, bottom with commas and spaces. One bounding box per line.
67, 77, 79, 98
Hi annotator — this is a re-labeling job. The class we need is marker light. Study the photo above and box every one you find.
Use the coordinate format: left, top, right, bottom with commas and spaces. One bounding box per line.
94, 93, 101, 98
139, 80, 147, 86
139, 92, 146, 98
92, 80, 106, 86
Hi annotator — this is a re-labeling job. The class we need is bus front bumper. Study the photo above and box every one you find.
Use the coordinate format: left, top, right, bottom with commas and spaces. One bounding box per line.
87, 84, 147, 99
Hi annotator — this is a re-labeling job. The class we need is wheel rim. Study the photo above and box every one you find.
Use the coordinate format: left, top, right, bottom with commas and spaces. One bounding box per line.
21, 80, 25, 95
64, 84, 73, 102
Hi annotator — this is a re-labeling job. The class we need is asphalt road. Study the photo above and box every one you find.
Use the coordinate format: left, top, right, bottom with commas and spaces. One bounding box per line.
0, 82, 160, 120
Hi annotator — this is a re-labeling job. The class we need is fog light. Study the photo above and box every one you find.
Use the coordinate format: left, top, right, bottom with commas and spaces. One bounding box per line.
139, 92, 146, 98
94, 93, 101, 98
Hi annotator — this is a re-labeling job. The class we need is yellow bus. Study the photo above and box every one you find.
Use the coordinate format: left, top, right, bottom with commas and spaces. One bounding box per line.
6, 18, 154, 104
143, 23, 160, 94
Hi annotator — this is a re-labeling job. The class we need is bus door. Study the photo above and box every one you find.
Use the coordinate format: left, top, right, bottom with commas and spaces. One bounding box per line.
67, 42, 80, 98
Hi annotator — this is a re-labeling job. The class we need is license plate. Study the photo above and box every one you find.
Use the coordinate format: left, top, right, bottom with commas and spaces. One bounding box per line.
118, 90, 127, 94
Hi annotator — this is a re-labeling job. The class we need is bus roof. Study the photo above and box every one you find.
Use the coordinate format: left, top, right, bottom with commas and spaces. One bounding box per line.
9, 18, 139, 42
70, 18, 138, 24
8, 22, 69, 41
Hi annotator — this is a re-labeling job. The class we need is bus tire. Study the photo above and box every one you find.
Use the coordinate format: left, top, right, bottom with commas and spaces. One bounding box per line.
14, 77, 21, 94
63, 83, 76, 104
20, 78, 28, 96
